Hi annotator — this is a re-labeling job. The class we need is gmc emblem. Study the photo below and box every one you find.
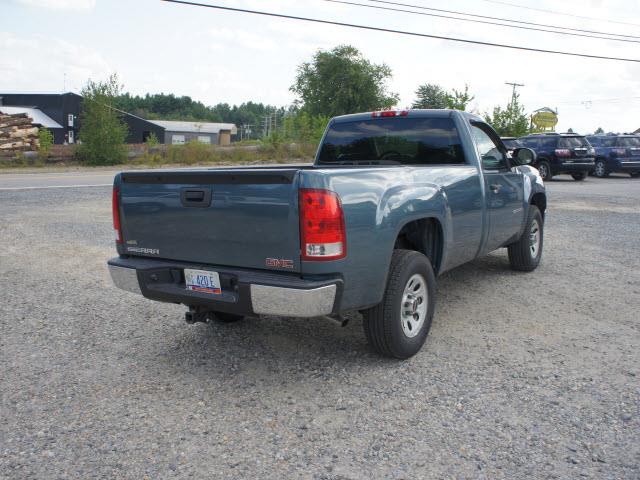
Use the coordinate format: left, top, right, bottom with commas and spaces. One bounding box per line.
266, 258, 294, 269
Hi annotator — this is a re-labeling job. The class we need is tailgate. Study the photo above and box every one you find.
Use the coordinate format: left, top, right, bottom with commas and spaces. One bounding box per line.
117, 169, 302, 272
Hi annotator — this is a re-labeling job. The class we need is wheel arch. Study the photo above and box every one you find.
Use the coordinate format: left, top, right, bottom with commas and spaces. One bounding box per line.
393, 217, 444, 275
530, 192, 547, 220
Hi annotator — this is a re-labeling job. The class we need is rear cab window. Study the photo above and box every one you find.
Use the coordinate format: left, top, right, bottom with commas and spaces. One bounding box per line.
317, 117, 466, 166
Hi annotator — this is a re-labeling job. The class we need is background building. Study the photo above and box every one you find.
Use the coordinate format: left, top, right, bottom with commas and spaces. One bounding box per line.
0, 92, 236, 145
148, 120, 237, 145
0, 92, 81, 144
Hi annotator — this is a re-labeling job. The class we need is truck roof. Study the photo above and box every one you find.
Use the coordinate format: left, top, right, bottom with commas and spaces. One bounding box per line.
330, 109, 482, 124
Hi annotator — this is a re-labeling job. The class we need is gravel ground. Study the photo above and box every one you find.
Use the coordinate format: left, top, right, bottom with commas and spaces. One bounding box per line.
1, 174, 639, 479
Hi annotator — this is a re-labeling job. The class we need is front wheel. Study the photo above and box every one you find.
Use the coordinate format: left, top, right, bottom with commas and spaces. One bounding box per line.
571, 172, 587, 181
508, 205, 543, 272
363, 250, 436, 359
594, 159, 608, 178
537, 160, 552, 181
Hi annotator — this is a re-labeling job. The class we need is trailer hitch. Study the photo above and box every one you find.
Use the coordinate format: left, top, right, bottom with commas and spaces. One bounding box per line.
185, 306, 209, 324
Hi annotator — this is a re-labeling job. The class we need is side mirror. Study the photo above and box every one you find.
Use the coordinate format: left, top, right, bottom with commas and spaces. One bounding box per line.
511, 147, 536, 166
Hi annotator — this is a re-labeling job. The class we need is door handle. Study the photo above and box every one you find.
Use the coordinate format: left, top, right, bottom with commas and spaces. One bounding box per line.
180, 187, 212, 207
490, 183, 501, 193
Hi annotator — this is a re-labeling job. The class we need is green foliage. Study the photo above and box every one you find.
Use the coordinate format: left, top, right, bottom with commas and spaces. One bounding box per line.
446, 84, 475, 111
413, 83, 475, 111
77, 74, 128, 165
38, 127, 53, 159
594, 127, 604, 134
412, 83, 449, 109
281, 111, 329, 145
483, 93, 530, 137
291, 45, 399, 117
145, 131, 160, 146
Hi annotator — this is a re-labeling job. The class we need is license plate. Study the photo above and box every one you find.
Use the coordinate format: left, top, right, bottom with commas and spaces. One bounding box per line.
184, 269, 221, 295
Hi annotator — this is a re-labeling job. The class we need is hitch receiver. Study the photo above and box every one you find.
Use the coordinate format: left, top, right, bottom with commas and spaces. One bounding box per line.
185, 306, 209, 324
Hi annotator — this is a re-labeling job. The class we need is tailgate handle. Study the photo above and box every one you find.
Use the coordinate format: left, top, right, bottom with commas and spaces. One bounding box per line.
180, 188, 212, 207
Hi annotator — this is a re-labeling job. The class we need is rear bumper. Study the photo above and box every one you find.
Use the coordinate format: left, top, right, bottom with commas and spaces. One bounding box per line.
557, 161, 594, 173
107, 257, 341, 318
614, 159, 640, 172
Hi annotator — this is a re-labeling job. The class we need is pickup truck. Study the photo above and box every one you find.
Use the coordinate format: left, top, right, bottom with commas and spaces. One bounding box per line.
108, 109, 547, 359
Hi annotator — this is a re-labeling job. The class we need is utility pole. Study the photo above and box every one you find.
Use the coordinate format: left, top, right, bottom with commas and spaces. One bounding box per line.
505, 81, 524, 106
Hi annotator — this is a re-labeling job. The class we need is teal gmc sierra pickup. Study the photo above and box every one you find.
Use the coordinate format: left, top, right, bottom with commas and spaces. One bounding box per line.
108, 109, 547, 359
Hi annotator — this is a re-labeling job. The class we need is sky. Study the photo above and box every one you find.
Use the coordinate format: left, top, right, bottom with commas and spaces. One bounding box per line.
1, 0, 639, 133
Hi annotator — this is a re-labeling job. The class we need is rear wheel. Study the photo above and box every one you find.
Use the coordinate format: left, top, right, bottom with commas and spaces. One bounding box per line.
508, 206, 543, 272
571, 172, 587, 181
594, 159, 608, 178
363, 250, 436, 359
537, 160, 552, 181
209, 312, 244, 323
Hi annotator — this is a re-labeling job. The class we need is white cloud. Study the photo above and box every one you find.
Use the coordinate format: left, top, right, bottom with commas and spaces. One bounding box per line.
15, 0, 95, 10
0, 32, 111, 93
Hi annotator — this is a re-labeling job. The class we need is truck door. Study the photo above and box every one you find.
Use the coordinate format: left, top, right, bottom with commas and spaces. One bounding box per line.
470, 123, 525, 253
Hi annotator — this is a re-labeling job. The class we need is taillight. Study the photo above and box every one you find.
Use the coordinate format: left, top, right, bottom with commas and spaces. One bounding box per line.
372, 110, 409, 118
612, 148, 627, 156
554, 148, 571, 157
299, 188, 346, 261
112, 186, 123, 244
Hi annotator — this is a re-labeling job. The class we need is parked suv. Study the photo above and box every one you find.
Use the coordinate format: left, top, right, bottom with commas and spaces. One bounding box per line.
501, 137, 522, 154
585, 134, 640, 178
518, 133, 595, 181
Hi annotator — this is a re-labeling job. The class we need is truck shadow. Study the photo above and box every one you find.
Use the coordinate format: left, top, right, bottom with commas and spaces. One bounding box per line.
152, 252, 516, 380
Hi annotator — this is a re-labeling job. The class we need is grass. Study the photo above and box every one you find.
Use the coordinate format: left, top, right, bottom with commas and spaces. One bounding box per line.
0, 142, 317, 170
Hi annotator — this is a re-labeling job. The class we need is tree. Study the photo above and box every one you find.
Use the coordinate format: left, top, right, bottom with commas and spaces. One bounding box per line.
412, 83, 474, 111
567, 127, 574, 133
77, 74, 128, 165
594, 127, 604, 134
38, 127, 53, 159
412, 83, 448, 109
484, 93, 529, 137
291, 45, 399, 117
446, 84, 474, 111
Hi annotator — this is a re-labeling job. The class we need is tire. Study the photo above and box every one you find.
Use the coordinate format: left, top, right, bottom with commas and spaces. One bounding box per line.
536, 160, 552, 181
630, 172, 640, 178
209, 312, 244, 323
571, 172, 587, 181
594, 159, 608, 178
508, 205, 543, 272
363, 250, 436, 359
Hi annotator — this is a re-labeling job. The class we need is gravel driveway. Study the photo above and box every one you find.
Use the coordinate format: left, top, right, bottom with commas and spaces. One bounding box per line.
1, 174, 638, 479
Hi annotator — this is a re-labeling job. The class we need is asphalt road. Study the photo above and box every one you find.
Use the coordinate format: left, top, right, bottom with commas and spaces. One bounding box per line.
1, 171, 639, 479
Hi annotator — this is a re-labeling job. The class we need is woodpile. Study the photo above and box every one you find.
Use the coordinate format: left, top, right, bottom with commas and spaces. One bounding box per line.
0, 112, 39, 150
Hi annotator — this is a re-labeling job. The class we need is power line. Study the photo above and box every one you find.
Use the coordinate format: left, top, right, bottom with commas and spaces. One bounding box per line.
363, 0, 640, 40
159, 0, 640, 63
478, 0, 640, 28
321, 0, 640, 44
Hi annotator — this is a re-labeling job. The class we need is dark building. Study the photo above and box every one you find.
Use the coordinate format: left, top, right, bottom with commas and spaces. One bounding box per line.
0, 92, 164, 144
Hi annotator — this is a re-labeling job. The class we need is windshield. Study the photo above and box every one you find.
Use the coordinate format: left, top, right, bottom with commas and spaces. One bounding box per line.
317, 117, 466, 165
619, 137, 640, 147
558, 136, 589, 148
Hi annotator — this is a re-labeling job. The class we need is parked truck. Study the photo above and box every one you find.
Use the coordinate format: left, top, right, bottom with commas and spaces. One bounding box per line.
108, 109, 546, 359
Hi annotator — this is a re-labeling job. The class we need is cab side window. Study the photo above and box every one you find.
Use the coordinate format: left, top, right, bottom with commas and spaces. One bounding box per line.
471, 125, 507, 170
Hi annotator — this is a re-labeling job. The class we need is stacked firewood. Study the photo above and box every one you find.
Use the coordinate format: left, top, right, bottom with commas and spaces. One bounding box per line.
0, 113, 40, 150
